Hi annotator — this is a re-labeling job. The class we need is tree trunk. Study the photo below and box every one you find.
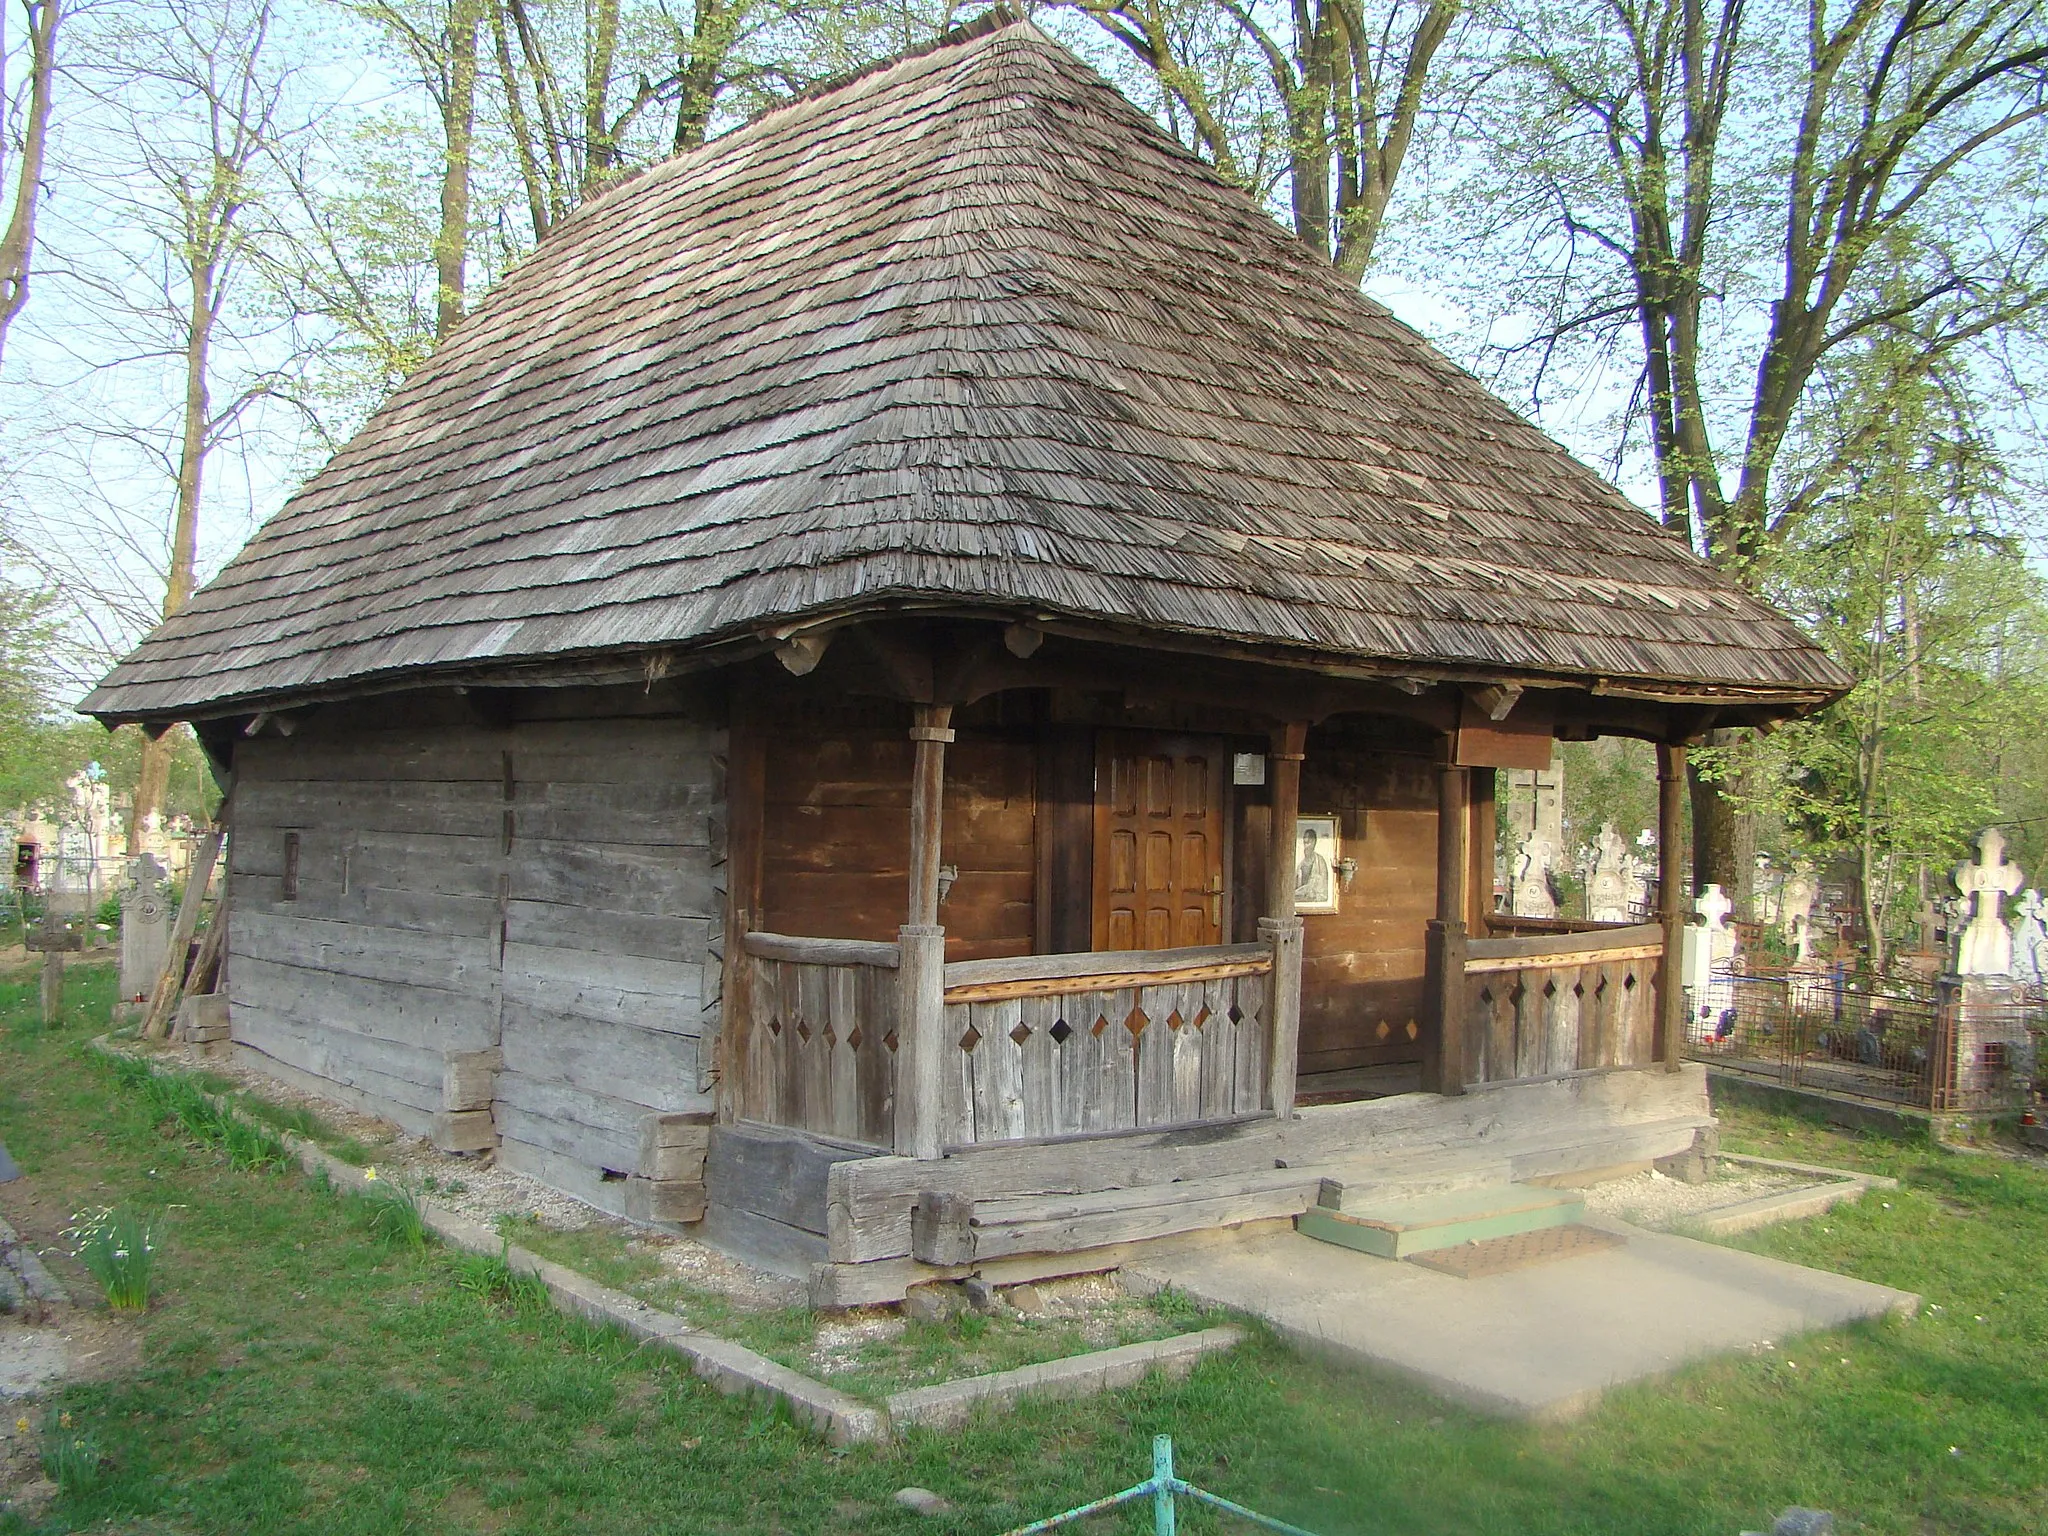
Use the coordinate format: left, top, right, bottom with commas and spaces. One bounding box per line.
0, 0, 60, 363
129, 258, 216, 852
1686, 728, 1746, 901
435, 0, 481, 338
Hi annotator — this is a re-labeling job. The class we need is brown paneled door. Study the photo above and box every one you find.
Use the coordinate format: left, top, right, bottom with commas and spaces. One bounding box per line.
1092, 733, 1227, 951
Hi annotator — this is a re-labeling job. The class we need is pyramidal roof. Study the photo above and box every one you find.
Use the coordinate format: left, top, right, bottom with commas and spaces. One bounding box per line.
84, 16, 1847, 724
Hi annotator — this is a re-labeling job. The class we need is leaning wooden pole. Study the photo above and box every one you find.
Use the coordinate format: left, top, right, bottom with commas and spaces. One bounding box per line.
141, 828, 222, 1041
1656, 743, 1687, 1071
896, 703, 953, 1159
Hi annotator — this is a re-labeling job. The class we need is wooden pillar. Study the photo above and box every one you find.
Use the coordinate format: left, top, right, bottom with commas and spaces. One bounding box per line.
897, 704, 954, 1159
1264, 722, 1307, 920
1262, 722, 1307, 1117
906, 705, 954, 927
1425, 759, 1470, 1095
1467, 767, 1496, 931
1656, 742, 1687, 1071
1261, 916, 1304, 1117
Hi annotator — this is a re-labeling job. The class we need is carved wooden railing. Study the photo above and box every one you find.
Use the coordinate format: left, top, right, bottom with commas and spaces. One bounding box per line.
935, 939, 1290, 1146
1458, 923, 1664, 1085
740, 932, 900, 1146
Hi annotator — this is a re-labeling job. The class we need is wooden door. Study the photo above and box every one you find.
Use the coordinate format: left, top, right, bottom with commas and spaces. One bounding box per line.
1092, 734, 1228, 951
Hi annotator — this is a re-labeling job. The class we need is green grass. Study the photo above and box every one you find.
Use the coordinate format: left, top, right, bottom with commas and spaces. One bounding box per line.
494, 1213, 1188, 1400
4, 962, 2047, 1534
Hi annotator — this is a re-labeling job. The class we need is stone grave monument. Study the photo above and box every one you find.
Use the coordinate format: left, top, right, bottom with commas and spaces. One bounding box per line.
1511, 831, 1559, 918
1587, 824, 1633, 923
1682, 884, 1738, 1040
1935, 829, 2035, 1111
117, 853, 172, 1023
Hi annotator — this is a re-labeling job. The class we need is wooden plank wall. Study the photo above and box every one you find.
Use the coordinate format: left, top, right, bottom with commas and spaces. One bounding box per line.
228, 692, 721, 1216
757, 714, 1036, 962
1294, 730, 1440, 1074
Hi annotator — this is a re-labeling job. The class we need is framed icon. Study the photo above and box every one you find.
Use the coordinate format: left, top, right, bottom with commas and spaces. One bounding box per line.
1293, 816, 1340, 914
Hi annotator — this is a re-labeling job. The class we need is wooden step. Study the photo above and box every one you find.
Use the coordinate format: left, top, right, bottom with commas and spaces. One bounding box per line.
1296, 1183, 1585, 1260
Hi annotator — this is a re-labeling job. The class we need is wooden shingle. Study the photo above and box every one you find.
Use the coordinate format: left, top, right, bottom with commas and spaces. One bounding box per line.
84, 17, 1848, 724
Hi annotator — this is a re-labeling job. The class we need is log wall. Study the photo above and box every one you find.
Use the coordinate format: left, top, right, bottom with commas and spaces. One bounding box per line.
227, 690, 722, 1219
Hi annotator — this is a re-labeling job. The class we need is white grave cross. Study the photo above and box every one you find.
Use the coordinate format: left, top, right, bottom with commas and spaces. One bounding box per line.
1954, 828, 2024, 977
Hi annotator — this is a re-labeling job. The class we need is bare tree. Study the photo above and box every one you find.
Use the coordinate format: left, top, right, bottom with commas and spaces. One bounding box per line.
355, 0, 484, 335
0, 0, 63, 362
1067, 0, 1464, 276
21, 0, 308, 847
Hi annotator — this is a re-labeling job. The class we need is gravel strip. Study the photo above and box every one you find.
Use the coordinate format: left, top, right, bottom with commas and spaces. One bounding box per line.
1581, 1166, 1820, 1230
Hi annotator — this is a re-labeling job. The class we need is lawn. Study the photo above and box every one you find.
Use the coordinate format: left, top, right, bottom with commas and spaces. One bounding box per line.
3, 960, 2045, 1535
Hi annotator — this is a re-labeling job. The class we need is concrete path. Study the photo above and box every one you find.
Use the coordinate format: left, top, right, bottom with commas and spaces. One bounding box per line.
1124, 1218, 1918, 1420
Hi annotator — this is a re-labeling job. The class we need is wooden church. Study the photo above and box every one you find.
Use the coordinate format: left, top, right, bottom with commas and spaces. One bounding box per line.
86, 14, 1847, 1303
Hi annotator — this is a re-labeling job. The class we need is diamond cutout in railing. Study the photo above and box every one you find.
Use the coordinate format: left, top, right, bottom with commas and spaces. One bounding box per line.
1091, 1014, 1110, 1038
1572, 981, 1585, 1000
1010, 1021, 1031, 1047
847, 1026, 864, 1051
1050, 1018, 1074, 1045
1594, 975, 1609, 999
795, 1021, 811, 1045
1226, 1003, 1243, 1025
1478, 986, 1494, 1007
959, 1024, 982, 1052
1509, 982, 1527, 1007
883, 1029, 899, 1052
821, 1025, 837, 1049
1375, 1019, 1390, 1042
767, 1018, 783, 1038
1166, 1009, 1184, 1032
1405, 1019, 1419, 1040
1191, 1006, 1211, 1030
1623, 971, 1638, 992
1542, 979, 1558, 1000
1123, 1007, 1148, 1039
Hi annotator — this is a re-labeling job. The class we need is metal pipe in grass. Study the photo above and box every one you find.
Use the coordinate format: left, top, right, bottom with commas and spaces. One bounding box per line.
999, 1436, 1322, 1536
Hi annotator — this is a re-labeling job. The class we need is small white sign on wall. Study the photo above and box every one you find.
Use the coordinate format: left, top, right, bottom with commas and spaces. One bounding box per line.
1231, 752, 1266, 786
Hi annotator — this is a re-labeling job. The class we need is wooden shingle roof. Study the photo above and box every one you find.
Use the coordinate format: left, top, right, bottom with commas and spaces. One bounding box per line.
84, 16, 1848, 725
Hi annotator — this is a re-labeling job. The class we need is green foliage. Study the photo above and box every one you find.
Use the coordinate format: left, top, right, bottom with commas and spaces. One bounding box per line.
1559, 738, 1659, 854
39, 1415, 108, 1495
450, 1243, 550, 1311
104, 1051, 293, 1171
355, 1173, 429, 1251
64, 1205, 158, 1311
1746, 341, 2048, 959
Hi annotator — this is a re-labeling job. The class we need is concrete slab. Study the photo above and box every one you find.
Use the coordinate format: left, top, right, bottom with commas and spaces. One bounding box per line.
1123, 1219, 1918, 1421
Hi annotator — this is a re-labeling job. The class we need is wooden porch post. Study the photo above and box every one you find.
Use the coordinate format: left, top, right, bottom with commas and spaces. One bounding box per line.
1656, 742, 1687, 1071
897, 704, 954, 1159
1424, 759, 1470, 1095
1261, 722, 1307, 1117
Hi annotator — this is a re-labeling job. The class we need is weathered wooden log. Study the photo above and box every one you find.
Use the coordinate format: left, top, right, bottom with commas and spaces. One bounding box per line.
142, 829, 223, 1040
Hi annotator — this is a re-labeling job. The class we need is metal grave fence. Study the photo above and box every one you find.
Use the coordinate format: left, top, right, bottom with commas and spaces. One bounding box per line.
1686, 968, 2045, 1114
